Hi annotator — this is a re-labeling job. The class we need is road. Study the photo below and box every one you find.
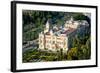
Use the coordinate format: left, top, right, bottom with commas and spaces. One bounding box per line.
22, 39, 38, 53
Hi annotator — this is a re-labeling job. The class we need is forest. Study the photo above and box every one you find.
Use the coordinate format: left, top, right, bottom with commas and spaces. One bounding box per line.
22, 10, 91, 62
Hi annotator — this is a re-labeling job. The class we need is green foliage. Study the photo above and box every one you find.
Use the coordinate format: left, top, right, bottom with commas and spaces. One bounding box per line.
73, 14, 86, 20
22, 10, 91, 62
67, 47, 78, 60
67, 24, 91, 60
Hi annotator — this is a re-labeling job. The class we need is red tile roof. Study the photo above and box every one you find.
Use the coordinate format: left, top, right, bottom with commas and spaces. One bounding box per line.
62, 28, 75, 35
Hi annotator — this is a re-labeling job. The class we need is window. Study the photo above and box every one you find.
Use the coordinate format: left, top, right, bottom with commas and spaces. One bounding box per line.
46, 45, 50, 49
40, 40, 42, 43
53, 41, 55, 44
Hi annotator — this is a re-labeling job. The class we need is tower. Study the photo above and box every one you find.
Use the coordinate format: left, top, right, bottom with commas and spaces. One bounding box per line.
44, 21, 50, 33
69, 16, 74, 24
46, 21, 49, 30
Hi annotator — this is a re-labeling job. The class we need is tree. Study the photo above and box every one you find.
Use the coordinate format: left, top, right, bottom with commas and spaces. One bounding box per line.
60, 49, 63, 60
86, 38, 91, 59
73, 13, 86, 20
67, 47, 78, 60
79, 45, 87, 59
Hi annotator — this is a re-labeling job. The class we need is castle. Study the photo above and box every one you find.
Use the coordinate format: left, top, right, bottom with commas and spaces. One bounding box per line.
38, 17, 89, 52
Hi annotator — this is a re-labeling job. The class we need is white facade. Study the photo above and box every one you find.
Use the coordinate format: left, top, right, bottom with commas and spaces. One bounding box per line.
65, 18, 80, 29
38, 17, 89, 52
44, 21, 50, 33
39, 32, 68, 52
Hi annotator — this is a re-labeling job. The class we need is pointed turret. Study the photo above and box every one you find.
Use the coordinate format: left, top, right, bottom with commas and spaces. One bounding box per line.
46, 21, 49, 30
44, 21, 50, 33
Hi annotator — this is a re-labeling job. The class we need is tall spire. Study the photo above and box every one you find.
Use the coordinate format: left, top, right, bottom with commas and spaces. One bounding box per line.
44, 20, 50, 33
46, 21, 49, 29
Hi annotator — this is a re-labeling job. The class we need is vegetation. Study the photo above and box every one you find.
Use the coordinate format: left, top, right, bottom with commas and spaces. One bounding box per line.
22, 10, 91, 62
23, 10, 90, 41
